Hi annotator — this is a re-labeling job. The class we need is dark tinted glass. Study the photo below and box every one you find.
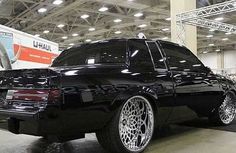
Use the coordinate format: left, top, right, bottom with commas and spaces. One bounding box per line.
128, 40, 153, 70
52, 41, 127, 67
161, 42, 204, 72
146, 42, 166, 70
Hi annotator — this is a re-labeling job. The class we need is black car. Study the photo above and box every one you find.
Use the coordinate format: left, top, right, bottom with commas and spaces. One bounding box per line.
0, 39, 235, 153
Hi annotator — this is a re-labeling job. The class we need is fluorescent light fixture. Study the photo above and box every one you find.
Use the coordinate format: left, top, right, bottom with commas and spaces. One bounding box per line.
215, 49, 221, 52
69, 43, 74, 46
162, 37, 168, 40
209, 29, 215, 32
203, 51, 208, 54
43, 30, 49, 34
162, 28, 170, 31
208, 43, 214, 46
214, 17, 224, 21
38, 8, 47, 13
62, 36, 68, 39
134, 12, 143, 17
35, 34, 40, 37
57, 24, 65, 28
225, 32, 232, 35
165, 17, 171, 21
99, 7, 108, 12
81, 14, 89, 19
88, 27, 95, 31
53, 0, 63, 5
113, 19, 122, 23
206, 35, 213, 38
222, 38, 229, 41
72, 33, 78, 37
85, 39, 92, 42
114, 31, 122, 34
138, 24, 147, 28
179, 60, 186, 63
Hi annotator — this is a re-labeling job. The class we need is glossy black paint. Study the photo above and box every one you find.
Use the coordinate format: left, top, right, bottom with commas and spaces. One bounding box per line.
0, 38, 235, 138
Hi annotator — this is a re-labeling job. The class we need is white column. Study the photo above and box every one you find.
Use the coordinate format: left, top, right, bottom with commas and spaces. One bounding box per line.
171, 0, 197, 55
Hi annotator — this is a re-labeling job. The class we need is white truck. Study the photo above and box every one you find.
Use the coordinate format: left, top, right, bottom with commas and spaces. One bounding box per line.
0, 24, 59, 69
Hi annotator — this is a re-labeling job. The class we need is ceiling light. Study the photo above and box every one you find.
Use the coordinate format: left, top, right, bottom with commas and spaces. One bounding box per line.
206, 35, 213, 38
225, 32, 232, 35
35, 34, 40, 37
88, 27, 95, 31
214, 17, 224, 21
138, 24, 147, 28
69, 43, 74, 46
222, 38, 229, 41
162, 37, 168, 40
57, 24, 65, 28
128, 0, 135, 1
209, 29, 215, 32
38, 8, 47, 13
85, 39, 92, 42
72, 33, 78, 37
99, 7, 108, 12
134, 12, 143, 17
165, 17, 171, 21
81, 14, 89, 19
53, 0, 63, 5
215, 49, 221, 52
114, 19, 122, 23
114, 31, 122, 34
43, 30, 49, 34
203, 51, 208, 54
208, 43, 214, 46
62, 36, 68, 39
162, 28, 170, 31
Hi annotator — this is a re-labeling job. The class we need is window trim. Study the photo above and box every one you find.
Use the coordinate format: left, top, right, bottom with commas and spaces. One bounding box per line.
145, 41, 168, 72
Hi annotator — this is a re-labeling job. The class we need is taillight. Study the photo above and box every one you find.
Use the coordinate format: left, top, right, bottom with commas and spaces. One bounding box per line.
6, 89, 61, 103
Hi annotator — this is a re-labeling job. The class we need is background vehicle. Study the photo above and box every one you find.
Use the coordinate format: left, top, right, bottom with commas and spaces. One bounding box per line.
0, 39, 235, 153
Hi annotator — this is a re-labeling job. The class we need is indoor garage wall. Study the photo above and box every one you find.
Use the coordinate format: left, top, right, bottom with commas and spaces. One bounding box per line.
198, 52, 218, 69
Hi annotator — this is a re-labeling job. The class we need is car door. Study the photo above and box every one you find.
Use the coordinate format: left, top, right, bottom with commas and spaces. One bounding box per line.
144, 40, 175, 124
159, 41, 223, 122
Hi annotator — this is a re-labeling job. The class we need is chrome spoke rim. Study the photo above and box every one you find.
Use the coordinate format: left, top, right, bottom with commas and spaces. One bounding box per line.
219, 94, 236, 124
119, 96, 154, 152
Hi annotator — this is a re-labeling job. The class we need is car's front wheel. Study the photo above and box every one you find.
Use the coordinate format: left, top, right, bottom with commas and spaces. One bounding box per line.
209, 92, 236, 125
96, 95, 154, 153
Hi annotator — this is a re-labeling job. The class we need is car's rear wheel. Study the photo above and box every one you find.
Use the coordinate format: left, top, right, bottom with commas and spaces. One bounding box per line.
209, 92, 236, 125
96, 95, 154, 153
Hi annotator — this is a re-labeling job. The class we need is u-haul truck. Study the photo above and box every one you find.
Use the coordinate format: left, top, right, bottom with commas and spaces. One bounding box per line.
0, 24, 59, 69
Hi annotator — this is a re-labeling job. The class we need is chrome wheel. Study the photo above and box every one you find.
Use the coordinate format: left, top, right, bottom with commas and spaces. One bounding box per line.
119, 96, 154, 152
219, 94, 236, 125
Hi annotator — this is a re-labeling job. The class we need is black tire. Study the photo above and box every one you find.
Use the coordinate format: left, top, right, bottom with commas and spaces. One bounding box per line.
96, 96, 154, 153
209, 92, 236, 125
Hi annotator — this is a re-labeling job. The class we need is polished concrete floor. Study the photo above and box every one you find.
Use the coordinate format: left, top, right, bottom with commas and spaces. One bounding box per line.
0, 121, 236, 153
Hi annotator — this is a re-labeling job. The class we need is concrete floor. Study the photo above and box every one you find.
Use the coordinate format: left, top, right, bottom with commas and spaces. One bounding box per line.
0, 122, 236, 153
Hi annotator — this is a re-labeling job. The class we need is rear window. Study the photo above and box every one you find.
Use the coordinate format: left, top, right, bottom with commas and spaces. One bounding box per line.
52, 40, 127, 67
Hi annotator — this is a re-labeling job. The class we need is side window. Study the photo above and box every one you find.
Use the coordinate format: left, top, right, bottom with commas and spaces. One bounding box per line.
161, 42, 204, 72
128, 40, 153, 70
146, 41, 166, 70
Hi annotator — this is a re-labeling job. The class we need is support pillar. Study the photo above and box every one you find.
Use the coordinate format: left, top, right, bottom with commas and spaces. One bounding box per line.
171, 0, 197, 55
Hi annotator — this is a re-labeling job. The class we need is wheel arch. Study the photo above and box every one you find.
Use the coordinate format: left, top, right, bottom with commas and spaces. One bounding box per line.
110, 86, 159, 114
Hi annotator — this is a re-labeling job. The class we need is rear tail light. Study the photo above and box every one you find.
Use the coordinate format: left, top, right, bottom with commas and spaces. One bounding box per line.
6, 89, 61, 103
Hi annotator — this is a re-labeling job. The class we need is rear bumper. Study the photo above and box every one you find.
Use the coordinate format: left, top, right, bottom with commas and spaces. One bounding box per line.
0, 109, 39, 120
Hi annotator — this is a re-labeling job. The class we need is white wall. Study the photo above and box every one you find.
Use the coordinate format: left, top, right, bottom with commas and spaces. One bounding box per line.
224, 51, 236, 69
198, 52, 218, 69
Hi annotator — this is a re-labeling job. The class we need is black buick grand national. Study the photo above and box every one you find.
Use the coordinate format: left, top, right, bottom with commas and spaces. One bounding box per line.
0, 39, 235, 153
